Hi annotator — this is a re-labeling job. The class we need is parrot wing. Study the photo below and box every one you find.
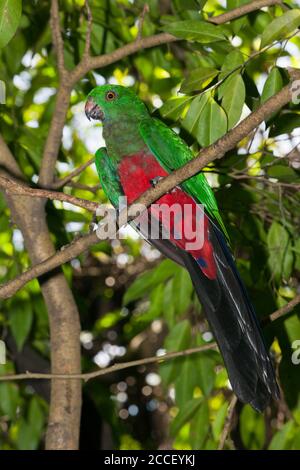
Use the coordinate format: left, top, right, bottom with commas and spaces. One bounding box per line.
139, 117, 228, 238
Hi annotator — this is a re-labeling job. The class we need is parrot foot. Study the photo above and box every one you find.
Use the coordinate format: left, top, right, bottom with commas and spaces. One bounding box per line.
150, 176, 178, 194
150, 176, 164, 187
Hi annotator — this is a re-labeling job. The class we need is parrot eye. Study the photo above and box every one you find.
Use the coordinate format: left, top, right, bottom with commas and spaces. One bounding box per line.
105, 90, 117, 101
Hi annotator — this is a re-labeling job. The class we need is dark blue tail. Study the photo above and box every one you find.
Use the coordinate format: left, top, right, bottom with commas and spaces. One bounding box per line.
182, 222, 279, 411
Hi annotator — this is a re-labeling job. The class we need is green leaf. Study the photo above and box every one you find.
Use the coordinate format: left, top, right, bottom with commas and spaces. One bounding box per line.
189, 400, 210, 449
175, 356, 197, 408
28, 397, 45, 439
10, 301, 33, 350
295, 238, 300, 271
136, 283, 164, 323
0, 0, 22, 49
197, 97, 228, 146
182, 94, 209, 135
268, 420, 296, 450
163, 279, 175, 328
267, 165, 298, 182
160, 320, 191, 385
180, 67, 218, 94
227, 0, 249, 8
170, 398, 202, 436
221, 74, 245, 128
261, 67, 283, 103
195, 352, 215, 396
261, 9, 300, 49
162, 21, 226, 43
219, 49, 244, 80
0, 382, 20, 419
212, 402, 229, 441
267, 221, 294, 283
291, 427, 300, 450
269, 113, 300, 137
252, 11, 273, 34
193, 333, 216, 396
123, 259, 175, 304
18, 129, 44, 169
227, 0, 249, 35
240, 405, 266, 450
172, 267, 193, 316
278, 309, 300, 410
160, 96, 192, 120
16, 418, 39, 450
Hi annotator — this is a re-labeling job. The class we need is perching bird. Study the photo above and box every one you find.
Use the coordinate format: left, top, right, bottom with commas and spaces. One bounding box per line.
85, 85, 279, 412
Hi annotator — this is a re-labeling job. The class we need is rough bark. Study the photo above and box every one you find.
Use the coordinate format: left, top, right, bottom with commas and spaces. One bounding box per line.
7, 195, 82, 450
0, 136, 82, 449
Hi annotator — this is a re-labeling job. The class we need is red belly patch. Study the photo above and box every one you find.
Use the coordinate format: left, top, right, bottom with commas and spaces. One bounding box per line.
118, 153, 216, 279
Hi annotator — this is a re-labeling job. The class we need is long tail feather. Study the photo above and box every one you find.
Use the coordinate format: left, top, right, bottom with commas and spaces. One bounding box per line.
182, 222, 279, 412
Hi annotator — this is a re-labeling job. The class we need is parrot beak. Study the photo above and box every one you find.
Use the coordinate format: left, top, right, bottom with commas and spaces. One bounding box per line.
85, 98, 104, 121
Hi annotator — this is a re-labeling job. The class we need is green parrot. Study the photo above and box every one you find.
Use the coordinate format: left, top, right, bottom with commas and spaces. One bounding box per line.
85, 85, 279, 411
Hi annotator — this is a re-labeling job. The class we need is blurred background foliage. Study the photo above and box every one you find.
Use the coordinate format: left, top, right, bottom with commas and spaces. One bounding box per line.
0, 0, 300, 450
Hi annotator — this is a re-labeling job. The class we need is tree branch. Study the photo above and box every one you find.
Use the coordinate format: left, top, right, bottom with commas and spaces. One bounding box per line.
38, 0, 283, 187
70, 0, 283, 82
0, 292, 299, 383
1, 78, 298, 299
262, 294, 300, 325
137, 3, 150, 41
131, 87, 292, 207
0, 175, 98, 212
65, 181, 101, 193
50, 0, 65, 75
52, 157, 95, 189
218, 395, 238, 450
208, 0, 282, 25
83, 0, 92, 59
0, 344, 217, 382
0, 231, 99, 299
0, 135, 24, 179
38, 84, 73, 187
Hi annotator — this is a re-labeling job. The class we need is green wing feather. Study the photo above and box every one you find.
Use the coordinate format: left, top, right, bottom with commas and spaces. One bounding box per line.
95, 147, 123, 207
139, 118, 228, 238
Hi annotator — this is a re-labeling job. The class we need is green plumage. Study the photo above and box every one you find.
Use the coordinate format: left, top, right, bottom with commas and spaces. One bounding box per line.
88, 85, 227, 236
139, 118, 228, 236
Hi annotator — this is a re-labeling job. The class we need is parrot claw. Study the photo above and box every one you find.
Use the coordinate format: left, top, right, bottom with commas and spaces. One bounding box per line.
150, 176, 179, 194
150, 176, 164, 187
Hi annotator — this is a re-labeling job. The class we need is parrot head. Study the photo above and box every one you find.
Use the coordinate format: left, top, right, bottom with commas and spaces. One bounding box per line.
85, 85, 148, 123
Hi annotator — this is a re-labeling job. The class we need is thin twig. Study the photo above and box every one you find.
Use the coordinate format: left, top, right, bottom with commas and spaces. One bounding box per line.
65, 181, 101, 193
0, 344, 217, 382
52, 157, 95, 189
0, 176, 98, 212
229, 173, 300, 190
83, 0, 92, 59
137, 4, 149, 41
218, 395, 238, 450
207, 0, 282, 25
262, 294, 300, 325
0, 293, 299, 382
50, 0, 65, 74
